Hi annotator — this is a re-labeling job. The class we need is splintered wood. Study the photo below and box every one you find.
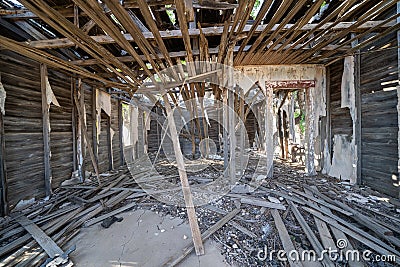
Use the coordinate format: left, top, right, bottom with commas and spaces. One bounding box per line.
1, 159, 400, 266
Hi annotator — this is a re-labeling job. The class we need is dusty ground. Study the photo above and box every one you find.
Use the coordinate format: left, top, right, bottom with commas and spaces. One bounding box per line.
68, 209, 229, 267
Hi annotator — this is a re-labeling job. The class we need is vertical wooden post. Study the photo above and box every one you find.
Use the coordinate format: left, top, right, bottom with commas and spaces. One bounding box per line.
228, 87, 236, 180
118, 100, 125, 166
78, 79, 85, 181
264, 83, 274, 178
71, 78, 77, 172
397, 2, 400, 198
305, 87, 316, 176
0, 111, 9, 216
354, 53, 362, 185
239, 87, 245, 175
92, 88, 98, 165
107, 114, 113, 170
283, 110, 289, 159
162, 94, 204, 255
278, 109, 284, 158
40, 64, 52, 196
325, 68, 332, 166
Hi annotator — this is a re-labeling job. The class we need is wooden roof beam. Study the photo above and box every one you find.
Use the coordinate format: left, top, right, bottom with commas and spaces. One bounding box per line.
69, 44, 349, 66
18, 0, 141, 89
26, 20, 395, 49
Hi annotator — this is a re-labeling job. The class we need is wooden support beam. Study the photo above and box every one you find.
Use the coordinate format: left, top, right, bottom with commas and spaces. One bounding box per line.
222, 88, 229, 177
0, 109, 8, 216
305, 87, 316, 176
73, 93, 101, 185
118, 100, 125, 166
353, 39, 362, 185
81, 19, 96, 33
397, 2, 400, 199
107, 114, 113, 171
164, 208, 240, 266
40, 64, 53, 196
271, 210, 303, 267
228, 87, 236, 180
25, 21, 395, 49
162, 94, 204, 256
0, 36, 129, 91
92, 88, 98, 166
78, 79, 85, 181
239, 87, 245, 174
18, 0, 140, 89
266, 80, 316, 90
71, 78, 77, 172
264, 83, 274, 177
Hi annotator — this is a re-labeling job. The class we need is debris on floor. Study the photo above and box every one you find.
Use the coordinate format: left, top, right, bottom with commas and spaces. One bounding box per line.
0, 153, 399, 266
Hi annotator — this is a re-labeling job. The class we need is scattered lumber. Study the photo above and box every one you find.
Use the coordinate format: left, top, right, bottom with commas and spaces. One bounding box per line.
164, 208, 241, 267
288, 201, 335, 267
271, 209, 303, 267
1, 158, 400, 267
240, 196, 286, 210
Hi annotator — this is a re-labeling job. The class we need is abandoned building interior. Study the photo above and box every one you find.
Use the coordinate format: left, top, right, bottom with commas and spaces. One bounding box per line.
0, 0, 400, 266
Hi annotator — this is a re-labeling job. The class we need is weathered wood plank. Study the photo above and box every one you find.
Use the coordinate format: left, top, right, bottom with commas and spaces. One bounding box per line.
162, 94, 204, 255
14, 215, 64, 258
40, 64, 53, 196
271, 209, 303, 267
240, 196, 286, 210
164, 208, 240, 266
26, 20, 396, 49
0, 110, 8, 216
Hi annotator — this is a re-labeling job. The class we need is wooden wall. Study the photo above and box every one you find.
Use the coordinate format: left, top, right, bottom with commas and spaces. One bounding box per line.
360, 32, 399, 197
0, 51, 45, 206
48, 73, 74, 188
0, 52, 125, 211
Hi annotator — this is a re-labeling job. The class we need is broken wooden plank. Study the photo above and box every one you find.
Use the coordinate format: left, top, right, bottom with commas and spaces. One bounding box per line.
204, 204, 256, 238
288, 201, 335, 267
40, 64, 53, 196
0, 109, 8, 217
162, 94, 204, 255
73, 94, 101, 185
240, 196, 286, 210
305, 207, 400, 263
14, 215, 64, 258
271, 209, 303, 267
305, 185, 397, 241
164, 208, 241, 267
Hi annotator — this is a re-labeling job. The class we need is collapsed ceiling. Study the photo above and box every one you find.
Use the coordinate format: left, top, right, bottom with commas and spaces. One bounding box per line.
0, 0, 398, 99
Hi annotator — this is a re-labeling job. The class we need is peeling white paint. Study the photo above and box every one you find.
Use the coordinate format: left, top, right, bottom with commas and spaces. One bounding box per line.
329, 135, 355, 181
327, 56, 357, 183
0, 80, 6, 115
45, 76, 60, 107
